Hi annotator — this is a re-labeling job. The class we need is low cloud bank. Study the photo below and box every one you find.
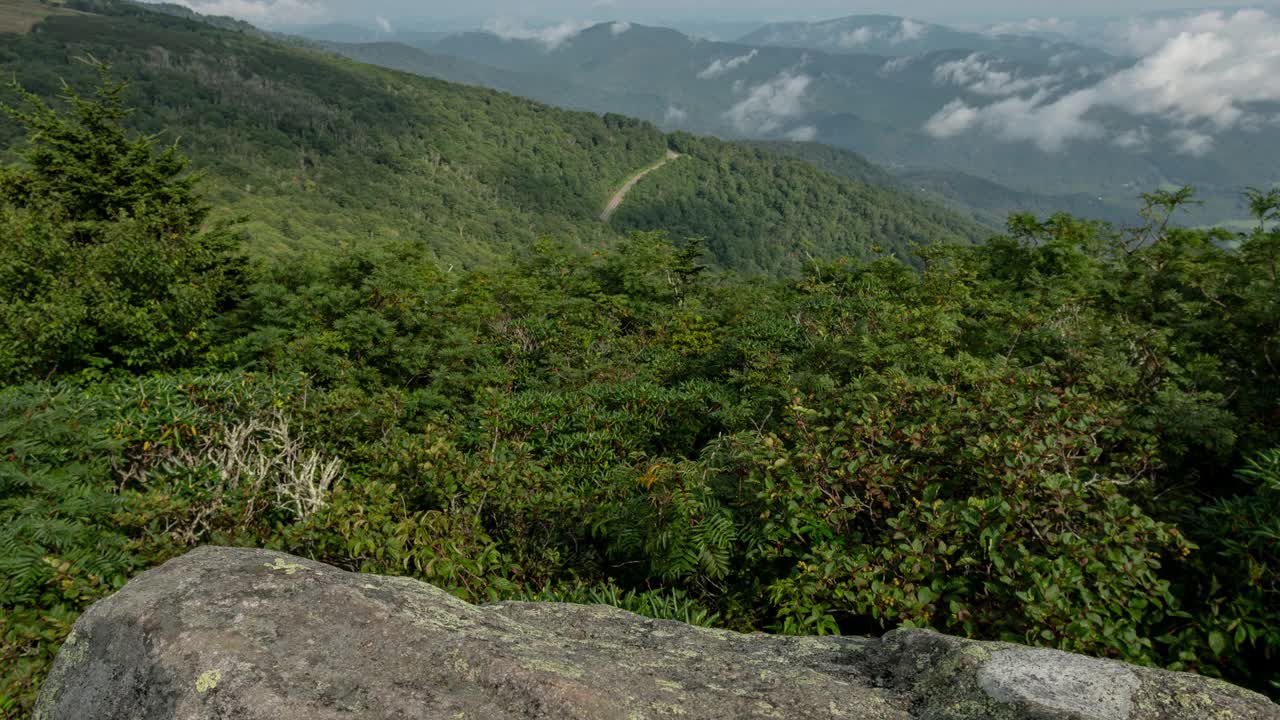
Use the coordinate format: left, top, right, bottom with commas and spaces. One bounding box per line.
483, 17, 594, 50
838, 18, 927, 48
725, 70, 811, 135
934, 54, 1060, 97
698, 49, 758, 80
924, 10, 1280, 156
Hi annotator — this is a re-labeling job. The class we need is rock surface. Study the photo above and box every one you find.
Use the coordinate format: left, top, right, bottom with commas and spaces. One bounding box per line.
35, 546, 1280, 720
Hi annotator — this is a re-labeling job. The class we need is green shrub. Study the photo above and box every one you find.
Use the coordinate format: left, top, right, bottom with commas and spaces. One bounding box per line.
0, 64, 246, 382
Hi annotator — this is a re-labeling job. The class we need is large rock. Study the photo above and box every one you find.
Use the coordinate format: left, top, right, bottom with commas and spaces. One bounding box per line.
35, 547, 1279, 720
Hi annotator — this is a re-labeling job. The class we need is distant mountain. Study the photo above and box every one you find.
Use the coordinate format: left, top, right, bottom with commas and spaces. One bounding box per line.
319, 40, 669, 121
420, 20, 1274, 226
738, 15, 1113, 64
742, 141, 1142, 229
283, 23, 453, 50
1, 1, 985, 275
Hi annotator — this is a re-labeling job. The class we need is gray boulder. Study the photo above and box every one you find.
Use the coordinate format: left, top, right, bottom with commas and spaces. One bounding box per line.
35, 546, 1279, 720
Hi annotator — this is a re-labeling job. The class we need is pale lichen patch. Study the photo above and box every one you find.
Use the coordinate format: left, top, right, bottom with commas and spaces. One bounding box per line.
754, 700, 784, 718
520, 658, 585, 680
196, 669, 222, 694
656, 678, 685, 692
31, 629, 91, 720
263, 558, 308, 575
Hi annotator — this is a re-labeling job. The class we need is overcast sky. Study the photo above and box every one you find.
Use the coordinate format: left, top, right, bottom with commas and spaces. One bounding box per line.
166, 0, 1279, 30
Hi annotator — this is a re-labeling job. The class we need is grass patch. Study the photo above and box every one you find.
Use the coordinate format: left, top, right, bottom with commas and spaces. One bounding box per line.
0, 0, 73, 34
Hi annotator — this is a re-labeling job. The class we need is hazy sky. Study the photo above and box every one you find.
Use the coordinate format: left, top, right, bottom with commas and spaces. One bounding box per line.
170, 0, 1279, 29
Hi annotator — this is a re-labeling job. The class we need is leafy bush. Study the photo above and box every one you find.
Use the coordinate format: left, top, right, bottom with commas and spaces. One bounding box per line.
1168, 450, 1280, 689
0, 64, 246, 382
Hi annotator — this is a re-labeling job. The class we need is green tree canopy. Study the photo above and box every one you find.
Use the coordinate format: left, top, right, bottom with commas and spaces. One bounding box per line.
0, 62, 246, 381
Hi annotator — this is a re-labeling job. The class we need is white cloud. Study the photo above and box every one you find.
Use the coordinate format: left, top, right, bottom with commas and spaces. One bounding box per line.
934, 54, 1059, 97
880, 56, 915, 74
987, 17, 1077, 37
923, 89, 1103, 152
1047, 51, 1076, 68
923, 99, 981, 139
1169, 129, 1215, 156
697, 49, 758, 80
923, 10, 1280, 155
724, 71, 812, 135
162, 0, 329, 26
664, 105, 688, 124
483, 17, 594, 50
1114, 126, 1151, 151
894, 18, 927, 43
837, 18, 927, 48
1105, 11, 1242, 57
610, 21, 631, 36
374, 14, 392, 33
837, 27, 874, 48
785, 125, 818, 142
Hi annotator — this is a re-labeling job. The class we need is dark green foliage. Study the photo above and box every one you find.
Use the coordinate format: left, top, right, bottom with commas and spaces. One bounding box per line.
0, 3, 976, 276
1174, 450, 1280, 689
613, 133, 986, 276
0, 372, 305, 715
0, 65, 246, 381
518, 582, 722, 627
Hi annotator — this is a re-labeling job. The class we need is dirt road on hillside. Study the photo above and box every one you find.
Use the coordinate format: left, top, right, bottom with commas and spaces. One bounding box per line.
600, 149, 681, 222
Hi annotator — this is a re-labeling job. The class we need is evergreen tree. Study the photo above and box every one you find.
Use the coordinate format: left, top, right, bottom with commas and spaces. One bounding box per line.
0, 62, 246, 381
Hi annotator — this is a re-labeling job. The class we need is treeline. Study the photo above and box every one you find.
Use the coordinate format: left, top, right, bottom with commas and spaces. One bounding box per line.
1, 69, 1278, 718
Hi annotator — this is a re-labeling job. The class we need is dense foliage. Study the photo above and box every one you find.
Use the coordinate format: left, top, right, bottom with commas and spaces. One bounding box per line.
0, 66, 246, 381
0, 1, 981, 276
613, 133, 982, 275
2, 20, 1278, 720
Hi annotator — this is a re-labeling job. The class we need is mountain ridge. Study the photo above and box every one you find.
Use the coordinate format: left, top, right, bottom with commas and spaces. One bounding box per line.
0, 0, 986, 275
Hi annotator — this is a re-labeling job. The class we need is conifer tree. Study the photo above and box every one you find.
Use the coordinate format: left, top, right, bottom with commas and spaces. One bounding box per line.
0, 62, 245, 381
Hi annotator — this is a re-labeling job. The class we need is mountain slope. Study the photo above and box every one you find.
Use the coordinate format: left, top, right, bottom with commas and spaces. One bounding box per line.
424, 20, 1274, 227
743, 141, 1141, 228
1, 3, 668, 266
320, 40, 670, 122
615, 134, 985, 275
0, 1, 985, 275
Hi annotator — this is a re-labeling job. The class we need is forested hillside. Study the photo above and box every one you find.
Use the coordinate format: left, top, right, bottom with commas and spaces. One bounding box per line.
421, 19, 1275, 228
617, 134, 980, 274
0, 0, 981, 274
0, 2, 662, 266
1, 2, 1278, 718
743, 140, 1140, 228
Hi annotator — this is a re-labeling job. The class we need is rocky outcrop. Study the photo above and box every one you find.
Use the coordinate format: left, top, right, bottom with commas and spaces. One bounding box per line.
35, 546, 1279, 720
